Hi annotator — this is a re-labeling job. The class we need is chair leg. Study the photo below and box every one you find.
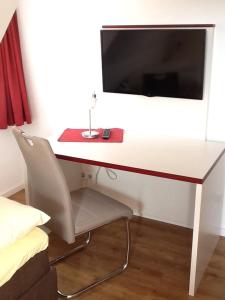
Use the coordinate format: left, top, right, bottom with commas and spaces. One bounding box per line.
50, 232, 91, 265
57, 218, 131, 299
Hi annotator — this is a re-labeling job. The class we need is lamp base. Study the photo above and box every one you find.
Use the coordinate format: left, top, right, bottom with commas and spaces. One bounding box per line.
81, 130, 99, 139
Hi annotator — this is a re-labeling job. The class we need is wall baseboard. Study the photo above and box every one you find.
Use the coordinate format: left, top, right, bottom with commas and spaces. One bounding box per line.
2, 184, 225, 237
134, 212, 193, 229
134, 213, 225, 237
219, 227, 225, 237
1, 184, 24, 197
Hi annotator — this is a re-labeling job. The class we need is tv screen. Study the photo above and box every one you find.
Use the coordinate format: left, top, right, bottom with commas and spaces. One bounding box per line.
100, 29, 206, 100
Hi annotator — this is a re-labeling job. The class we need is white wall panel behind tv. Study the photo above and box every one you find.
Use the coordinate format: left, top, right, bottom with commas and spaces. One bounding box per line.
15, 0, 225, 233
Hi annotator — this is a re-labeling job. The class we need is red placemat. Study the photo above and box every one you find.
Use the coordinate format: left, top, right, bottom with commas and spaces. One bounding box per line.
58, 128, 124, 143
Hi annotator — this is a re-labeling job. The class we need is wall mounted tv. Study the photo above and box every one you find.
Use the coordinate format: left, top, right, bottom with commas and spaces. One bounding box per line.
100, 28, 206, 100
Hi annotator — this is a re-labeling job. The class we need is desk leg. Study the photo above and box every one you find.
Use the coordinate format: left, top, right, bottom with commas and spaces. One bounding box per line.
189, 154, 225, 296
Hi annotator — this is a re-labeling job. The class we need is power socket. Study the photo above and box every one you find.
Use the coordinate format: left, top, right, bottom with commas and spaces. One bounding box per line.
81, 172, 92, 179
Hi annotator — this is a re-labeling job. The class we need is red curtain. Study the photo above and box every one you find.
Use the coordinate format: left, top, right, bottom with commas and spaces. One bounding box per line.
0, 12, 31, 129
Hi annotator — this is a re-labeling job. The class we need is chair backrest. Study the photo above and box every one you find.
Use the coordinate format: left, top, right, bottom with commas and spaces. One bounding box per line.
12, 127, 75, 244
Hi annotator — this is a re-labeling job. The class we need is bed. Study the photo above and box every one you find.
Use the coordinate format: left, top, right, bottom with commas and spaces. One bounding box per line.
0, 197, 58, 300
0, 227, 57, 300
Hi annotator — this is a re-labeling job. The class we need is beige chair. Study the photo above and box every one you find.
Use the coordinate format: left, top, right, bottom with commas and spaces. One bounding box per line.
12, 127, 132, 299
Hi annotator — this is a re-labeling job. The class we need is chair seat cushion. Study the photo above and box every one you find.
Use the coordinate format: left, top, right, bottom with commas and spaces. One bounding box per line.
70, 188, 132, 235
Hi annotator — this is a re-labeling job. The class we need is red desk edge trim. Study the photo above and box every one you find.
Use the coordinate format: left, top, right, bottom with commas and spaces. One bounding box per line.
56, 154, 203, 184
56, 148, 225, 185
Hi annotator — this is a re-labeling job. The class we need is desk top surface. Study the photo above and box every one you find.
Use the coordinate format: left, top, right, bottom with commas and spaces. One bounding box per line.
49, 130, 225, 184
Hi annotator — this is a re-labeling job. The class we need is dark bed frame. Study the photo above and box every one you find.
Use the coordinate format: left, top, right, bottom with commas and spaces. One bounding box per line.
0, 249, 57, 300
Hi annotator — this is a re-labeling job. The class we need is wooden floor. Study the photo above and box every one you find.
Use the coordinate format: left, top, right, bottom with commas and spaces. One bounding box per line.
12, 190, 225, 300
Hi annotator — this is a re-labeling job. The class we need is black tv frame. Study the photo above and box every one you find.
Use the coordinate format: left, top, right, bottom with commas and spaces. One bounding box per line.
100, 24, 213, 100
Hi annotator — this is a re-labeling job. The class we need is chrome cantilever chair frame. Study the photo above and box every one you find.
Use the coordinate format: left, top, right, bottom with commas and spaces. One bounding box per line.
54, 218, 130, 299
12, 127, 132, 299
50, 232, 91, 266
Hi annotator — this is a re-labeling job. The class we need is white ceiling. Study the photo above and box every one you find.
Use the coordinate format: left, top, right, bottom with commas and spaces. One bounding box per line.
0, 0, 18, 42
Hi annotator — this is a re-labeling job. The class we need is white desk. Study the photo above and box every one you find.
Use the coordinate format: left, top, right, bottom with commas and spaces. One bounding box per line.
49, 131, 225, 296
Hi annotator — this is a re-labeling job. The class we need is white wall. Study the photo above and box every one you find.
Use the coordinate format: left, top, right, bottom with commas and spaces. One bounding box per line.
3, 0, 224, 232
0, 0, 18, 41
16, 0, 214, 138
0, 131, 24, 196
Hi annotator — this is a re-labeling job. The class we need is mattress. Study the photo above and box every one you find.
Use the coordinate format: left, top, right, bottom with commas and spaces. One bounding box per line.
0, 249, 54, 300
18, 267, 57, 300
0, 227, 48, 287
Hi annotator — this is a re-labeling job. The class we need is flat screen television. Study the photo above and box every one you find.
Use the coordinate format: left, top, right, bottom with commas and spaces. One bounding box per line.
100, 28, 206, 100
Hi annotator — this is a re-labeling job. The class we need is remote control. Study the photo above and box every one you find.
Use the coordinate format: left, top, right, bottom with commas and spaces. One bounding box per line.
102, 128, 111, 139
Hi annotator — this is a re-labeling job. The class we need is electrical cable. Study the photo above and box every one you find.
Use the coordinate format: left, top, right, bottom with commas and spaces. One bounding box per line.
95, 167, 118, 184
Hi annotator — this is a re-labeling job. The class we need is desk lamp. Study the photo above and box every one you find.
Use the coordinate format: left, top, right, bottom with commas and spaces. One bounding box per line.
82, 92, 99, 138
